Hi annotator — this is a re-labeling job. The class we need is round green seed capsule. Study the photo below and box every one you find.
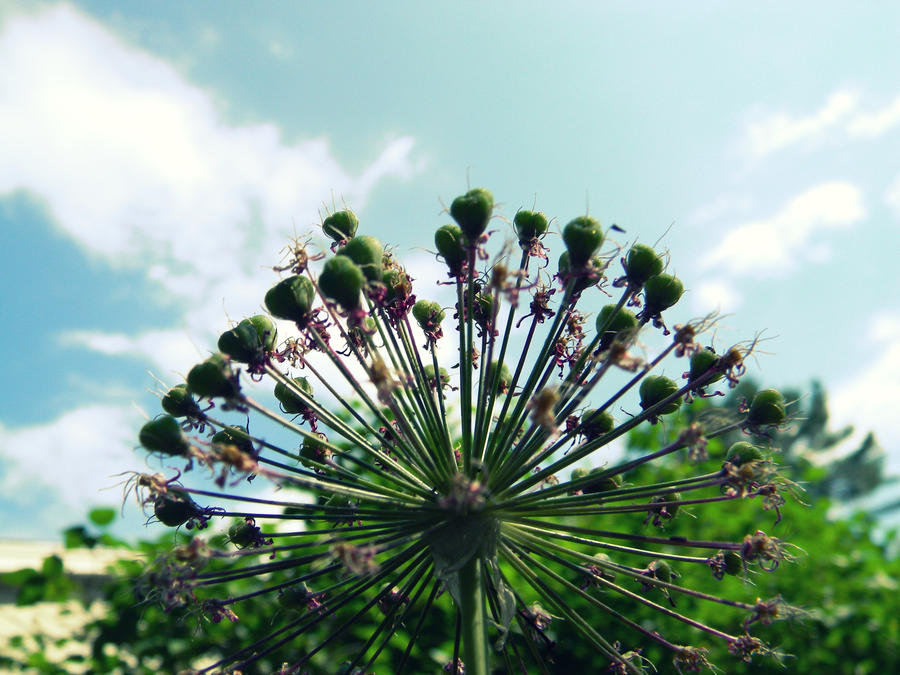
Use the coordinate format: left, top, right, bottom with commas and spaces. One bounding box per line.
488, 360, 512, 392
153, 493, 199, 527
274, 377, 313, 415
571, 467, 590, 481
212, 425, 254, 455
643, 274, 684, 314
228, 519, 258, 548
217, 315, 277, 364
562, 216, 604, 267
319, 255, 365, 311
322, 210, 358, 242
423, 364, 450, 388
265, 276, 315, 324
558, 251, 603, 294
160, 384, 201, 418
186, 353, 238, 399
748, 389, 786, 427
723, 550, 743, 576
726, 441, 765, 466
513, 210, 549, 244
412, 300, 445, 331
639, 375, 681, 415
591, 552, 617, 581
434, 224, 466, 275
583, 469, 621, 495
650, 560, 673, 583
688, 348, 720, 382
596, 305, 638, 351
338, 235, 383, 283
300, 435, 332, 470
624, 244, 664, 287
139, 415, 190, 456
278, 583, 313, 610
450, 188, 494, 241
580, 409, 615, 440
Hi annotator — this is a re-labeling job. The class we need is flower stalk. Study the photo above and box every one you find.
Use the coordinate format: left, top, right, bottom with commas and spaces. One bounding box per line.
130, 187, 799, 674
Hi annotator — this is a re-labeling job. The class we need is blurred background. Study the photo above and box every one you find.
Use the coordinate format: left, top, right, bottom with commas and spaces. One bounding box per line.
1, 1, 899, 673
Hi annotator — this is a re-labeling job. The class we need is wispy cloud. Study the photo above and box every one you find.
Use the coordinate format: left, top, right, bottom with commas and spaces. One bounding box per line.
700, 181, 864, 276
688, 181, 865, 315
744, 89, 900, 158
830, 311, 900, 474
885, 173, 900, 217
0, 404, 142, 533
744, 90, 858, 158
847, 93, 900, 139
0, 3, 420, 371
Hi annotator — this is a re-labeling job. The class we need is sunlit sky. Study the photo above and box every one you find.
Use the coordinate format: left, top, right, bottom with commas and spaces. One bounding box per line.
2, 1, 900, 539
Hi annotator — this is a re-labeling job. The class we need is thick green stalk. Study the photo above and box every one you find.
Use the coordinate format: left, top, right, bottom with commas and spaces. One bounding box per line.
459, 556, 490, 675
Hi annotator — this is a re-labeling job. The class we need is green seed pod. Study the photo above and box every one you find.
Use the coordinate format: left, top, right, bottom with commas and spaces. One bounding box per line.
450, 188, 494, 241
423, 364, 450, 388
580, 408, 615, 440
723, 550, 743, 576
338, 235, 383, 283
583, 469, 621, 495
688, 348, 720, 382
513, 210, 549, 244
186, 353, 239, 399
217, 315, 277, 364
726, 441, 765, 466
558, 251, 603, 294
228, 519, 259, 548
592, 552, 617, 581
412, 300, 445, 331
139, 415, 191, 456
278, 583, 313, 610
319, 255, 365, 311
651, 492, 682, 518
322, 210, 358, 242
650, 560, 673, 583
160, 384, 201, 418
748, 389, 786, 427
562, 216, 604, 267
265, 276, 315, 324
212, 425, 254, 455
300, 435, 332, 470
274, 377, 313, 415
434, 224, 466, 276
571, 467, 590, 481
596, 305, 638, 351
643, 274, 684, 314
488, 360, 512, 392
382, 266, 410, 303
153, 493, 200, 527
639, 375, 681, 415
624, 244, 664, 287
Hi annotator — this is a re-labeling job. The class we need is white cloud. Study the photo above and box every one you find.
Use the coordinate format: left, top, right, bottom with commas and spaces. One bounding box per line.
847, 93, 900, 138
829, 311, 900, 474
743, 89, 900, 159
885, 173, 900, 216
0, 405, 141, 518
0, 3, 419, 368
700, 181, 865, 277
691, 278, 741, 314
744, 90, 858, 158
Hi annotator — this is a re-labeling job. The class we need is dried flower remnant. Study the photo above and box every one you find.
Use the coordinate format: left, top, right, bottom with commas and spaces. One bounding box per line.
132, 189, 800, 674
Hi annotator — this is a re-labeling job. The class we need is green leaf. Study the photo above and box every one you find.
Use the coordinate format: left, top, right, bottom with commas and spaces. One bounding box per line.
88, 507, 116, 527
41, 555, 64, 578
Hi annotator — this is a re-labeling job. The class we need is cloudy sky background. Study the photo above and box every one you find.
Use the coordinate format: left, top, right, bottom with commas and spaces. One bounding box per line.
2, 1, 899, 539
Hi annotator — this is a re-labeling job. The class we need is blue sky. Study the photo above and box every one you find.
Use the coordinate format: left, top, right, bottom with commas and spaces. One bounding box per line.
2, 0, 900, 539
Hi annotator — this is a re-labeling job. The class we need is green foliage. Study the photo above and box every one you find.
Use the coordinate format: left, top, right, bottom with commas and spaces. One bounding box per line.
3, 381, 899, 673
